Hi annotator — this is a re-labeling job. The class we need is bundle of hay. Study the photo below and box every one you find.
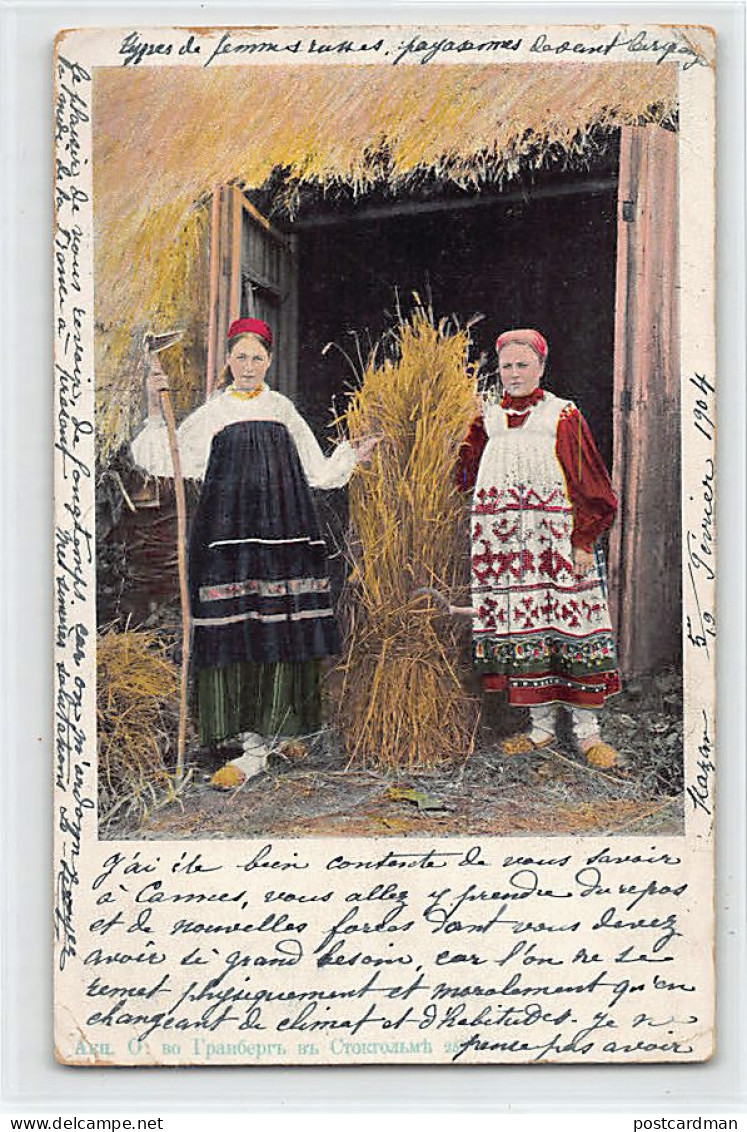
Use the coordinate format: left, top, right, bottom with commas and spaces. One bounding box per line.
334, 306, 479, 771
97, 626, 182, 828
96, 202, 210, 460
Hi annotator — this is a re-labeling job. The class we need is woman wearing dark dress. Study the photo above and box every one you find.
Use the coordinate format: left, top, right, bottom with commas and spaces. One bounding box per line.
132, 317, 378, 782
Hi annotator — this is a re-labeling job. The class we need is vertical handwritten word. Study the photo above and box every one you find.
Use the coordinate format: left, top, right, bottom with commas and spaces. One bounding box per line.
689, 373, 715, 442
686, 710, 714, 817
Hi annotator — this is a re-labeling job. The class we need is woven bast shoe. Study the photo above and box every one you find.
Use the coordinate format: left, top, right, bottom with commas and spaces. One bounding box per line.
501, 731, 555, 756
210, 735, 269, 790
581, 740, 626, 770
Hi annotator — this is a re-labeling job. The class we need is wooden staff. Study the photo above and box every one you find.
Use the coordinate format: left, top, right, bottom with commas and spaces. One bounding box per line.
144, 332, 190, 782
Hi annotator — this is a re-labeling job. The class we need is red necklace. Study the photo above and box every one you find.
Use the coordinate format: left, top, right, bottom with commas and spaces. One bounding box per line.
501, 388, 545, 414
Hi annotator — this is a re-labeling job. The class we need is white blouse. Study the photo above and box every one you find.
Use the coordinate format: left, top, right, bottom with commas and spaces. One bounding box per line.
130, 386, 357, 490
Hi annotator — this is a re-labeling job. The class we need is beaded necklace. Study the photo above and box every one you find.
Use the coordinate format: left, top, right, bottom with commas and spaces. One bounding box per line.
229, 383, 266, 401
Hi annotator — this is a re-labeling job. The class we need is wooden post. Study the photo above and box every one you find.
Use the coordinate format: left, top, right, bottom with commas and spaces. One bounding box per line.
609, 125, 680, 676
229, 185, 243, 321
205, 186, 222, 397
158, 385, 191, 782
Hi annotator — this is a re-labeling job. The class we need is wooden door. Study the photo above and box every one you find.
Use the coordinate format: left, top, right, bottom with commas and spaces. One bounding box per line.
205, 187, 298, 397
608, 125, 680, 677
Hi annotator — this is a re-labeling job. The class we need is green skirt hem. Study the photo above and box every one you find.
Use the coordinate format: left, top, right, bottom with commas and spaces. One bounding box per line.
195, 659, 322, 745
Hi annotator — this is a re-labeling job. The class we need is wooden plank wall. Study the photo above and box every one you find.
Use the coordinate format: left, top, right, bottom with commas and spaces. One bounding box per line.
608, 125, 681, 676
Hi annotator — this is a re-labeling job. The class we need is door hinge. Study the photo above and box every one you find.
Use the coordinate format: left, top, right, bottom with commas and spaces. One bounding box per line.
620, 389, 633, 412
622, 200, 636, 223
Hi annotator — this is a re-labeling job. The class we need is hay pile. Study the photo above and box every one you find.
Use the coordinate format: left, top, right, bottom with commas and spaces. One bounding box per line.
97, 627, 182, 828
334, 306, 479, 771
96, 203, 210, 458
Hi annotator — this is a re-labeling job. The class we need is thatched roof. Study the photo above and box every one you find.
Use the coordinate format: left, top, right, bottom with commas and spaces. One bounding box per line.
93, 61, 677, 453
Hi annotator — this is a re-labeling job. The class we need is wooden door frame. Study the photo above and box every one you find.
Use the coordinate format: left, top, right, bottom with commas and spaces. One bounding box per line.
205, 186, 298, 398
608, 124, 680, 677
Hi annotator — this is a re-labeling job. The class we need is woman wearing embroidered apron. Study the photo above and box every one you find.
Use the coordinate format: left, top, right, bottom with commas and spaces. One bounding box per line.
132, 317, 379, 784
457, 328, 622, 768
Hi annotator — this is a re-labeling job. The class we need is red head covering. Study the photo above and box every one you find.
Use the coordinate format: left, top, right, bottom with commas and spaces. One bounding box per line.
495, 328, 548, 362
227, 317, 273, 349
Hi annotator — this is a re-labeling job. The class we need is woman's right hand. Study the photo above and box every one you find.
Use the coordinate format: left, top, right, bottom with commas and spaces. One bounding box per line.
351, 433, 383, 466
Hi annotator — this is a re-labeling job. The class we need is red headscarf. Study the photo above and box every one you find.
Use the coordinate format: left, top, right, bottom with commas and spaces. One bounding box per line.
227, 317, 273, 349
495, 328, 548, 362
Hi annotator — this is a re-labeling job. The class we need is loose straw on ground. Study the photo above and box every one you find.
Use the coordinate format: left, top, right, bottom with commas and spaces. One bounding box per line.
97, 626, 183, 827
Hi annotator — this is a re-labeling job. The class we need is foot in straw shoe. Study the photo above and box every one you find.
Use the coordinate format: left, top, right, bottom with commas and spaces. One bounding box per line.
210, 733, 269, 790
501, 729, 555, 756
579, 736, 627, 771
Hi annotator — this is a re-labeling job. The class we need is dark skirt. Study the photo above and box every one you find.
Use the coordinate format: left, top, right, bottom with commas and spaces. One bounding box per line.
187, 419, 339, 743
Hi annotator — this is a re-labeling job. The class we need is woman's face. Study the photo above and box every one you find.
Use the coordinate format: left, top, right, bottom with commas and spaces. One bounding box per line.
497, 342, 545, 397
227, 334, 272, 391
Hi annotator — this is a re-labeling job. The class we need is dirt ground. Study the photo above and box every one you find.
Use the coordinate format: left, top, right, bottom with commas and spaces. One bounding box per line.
105, 667, 684, 841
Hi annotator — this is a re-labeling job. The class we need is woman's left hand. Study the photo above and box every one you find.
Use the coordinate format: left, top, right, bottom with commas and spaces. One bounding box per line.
573, 547, 595, 578
351, 434, 383, 465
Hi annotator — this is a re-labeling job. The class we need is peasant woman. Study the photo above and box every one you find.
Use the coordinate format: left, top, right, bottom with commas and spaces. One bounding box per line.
458, 328, 622, 767
131, 317, 378, 782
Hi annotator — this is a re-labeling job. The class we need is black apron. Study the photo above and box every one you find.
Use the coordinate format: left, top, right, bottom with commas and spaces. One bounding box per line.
188, 419, 341, 670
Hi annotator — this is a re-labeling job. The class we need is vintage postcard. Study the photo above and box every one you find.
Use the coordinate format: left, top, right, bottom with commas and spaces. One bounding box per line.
54, 22, 716, 1065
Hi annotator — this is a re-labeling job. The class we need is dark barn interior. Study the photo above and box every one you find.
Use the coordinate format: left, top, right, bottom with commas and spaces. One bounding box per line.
291, 178, 619, 467
271, 166, 620, 626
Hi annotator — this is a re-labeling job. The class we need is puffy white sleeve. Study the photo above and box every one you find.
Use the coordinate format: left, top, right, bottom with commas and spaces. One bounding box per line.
130, 402, 217, 481
279, 397, 357, 489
